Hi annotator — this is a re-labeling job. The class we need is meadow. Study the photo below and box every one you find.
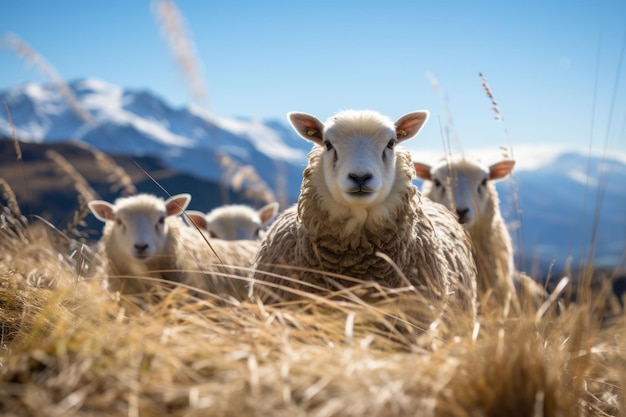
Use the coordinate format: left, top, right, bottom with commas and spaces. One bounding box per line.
0, 141, 625, 416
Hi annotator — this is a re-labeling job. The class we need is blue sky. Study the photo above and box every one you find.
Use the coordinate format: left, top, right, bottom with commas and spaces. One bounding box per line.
2, 1, 626, 159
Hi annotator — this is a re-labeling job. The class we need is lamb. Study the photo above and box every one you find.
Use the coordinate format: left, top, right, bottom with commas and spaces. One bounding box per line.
186, 202, 279, 240
413, 154, 545, 306
252, 109, 477, 316
88, 193, 259, 297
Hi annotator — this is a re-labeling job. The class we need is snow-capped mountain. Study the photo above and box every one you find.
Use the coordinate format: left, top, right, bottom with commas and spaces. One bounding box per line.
0, 78, 310, 203
1, 79, 624, 275
500, 153, 625, 273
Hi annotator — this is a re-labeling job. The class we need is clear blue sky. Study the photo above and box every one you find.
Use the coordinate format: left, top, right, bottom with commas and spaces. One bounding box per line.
2, 1, 625, 158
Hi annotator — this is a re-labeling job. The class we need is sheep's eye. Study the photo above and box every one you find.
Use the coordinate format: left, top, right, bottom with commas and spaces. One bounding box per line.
208, 231, 218, 239
324, 141, 333, 151
254, 228, 261, 237
158, 216, 165, 225
480, 178, 488, 187
115, 218, 123, 226
386, 139, 396, 149
433, 179, 442, 188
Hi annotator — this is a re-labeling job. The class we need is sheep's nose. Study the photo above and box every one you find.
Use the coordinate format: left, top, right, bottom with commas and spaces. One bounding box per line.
456, 208, 470, 223
134, 243, 149, 253
348, 173, 373, 186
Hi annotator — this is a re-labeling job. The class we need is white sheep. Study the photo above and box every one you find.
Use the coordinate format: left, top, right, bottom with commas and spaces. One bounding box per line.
413, 154, 544, 306
186, 202, 279, 240
252, 110, 477, 315
88, 193, 259, 297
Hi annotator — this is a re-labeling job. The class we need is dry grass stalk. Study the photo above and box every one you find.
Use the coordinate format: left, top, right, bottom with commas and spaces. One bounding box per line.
78, 142, 137, 196
3, 102, 23, 162
45, 150, 98, 203
479, 72, 502, 122
45, 150, 99, 237
1, 33, 92, 124
151, 0, 207, 103
0, 179, 21, 218
476, 73, 527, 271
426, 72, 464, 156
4, 102, 33, 216
218, 152, 276, 204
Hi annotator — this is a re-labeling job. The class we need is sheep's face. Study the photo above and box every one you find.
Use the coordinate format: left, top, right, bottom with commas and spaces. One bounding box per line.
112, 207, 169, 261
414, 157, 515, 228
89, 194, 191, 262
289, 110, 429, 212
186, 202, 279, 241
322, 123, 398, 208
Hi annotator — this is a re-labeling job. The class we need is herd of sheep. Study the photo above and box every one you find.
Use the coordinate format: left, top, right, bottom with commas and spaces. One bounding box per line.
88, 108, 547, 316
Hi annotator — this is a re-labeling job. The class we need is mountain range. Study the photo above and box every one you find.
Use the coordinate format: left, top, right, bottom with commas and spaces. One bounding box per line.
0, 78, 624, 277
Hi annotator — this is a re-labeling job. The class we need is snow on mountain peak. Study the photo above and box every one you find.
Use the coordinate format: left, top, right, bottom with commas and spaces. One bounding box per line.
73, 78, 119, 94
188, 104, 306, 163
23, 83, 52, 102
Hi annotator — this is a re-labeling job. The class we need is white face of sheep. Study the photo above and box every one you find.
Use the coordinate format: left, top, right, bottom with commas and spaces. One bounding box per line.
289, 110, 429, 209
88, 194, 191, 262
186, 202, 279, 241
414, 157, 515, 227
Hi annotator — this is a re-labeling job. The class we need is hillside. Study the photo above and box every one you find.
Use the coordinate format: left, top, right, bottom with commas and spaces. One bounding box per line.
0, 138, 265, 239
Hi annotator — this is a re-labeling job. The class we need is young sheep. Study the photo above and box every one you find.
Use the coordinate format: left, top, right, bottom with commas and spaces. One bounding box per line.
252, 110, 477, 316
88, 193, 259, 297
413, 155, 545, 306
186, 202, 279, 241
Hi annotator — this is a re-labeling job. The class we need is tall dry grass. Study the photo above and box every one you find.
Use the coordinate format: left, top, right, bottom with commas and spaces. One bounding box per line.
0, 195, 625, 416
1, 33, 92, 124
151, 0, 206, 104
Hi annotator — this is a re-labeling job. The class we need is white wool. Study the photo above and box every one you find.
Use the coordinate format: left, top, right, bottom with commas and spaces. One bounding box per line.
253, 110, 477, 318
186, 202, 279, 241
414, 154, 520, 301
89, 193, 259, 297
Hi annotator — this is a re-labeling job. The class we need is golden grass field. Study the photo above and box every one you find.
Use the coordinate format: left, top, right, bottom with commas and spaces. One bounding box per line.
0, 173, 625, 416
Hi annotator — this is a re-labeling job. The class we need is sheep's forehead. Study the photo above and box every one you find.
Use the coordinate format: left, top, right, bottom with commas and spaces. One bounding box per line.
324, 110, 395, 143
114, 195, 167, 217
206, 205, 259, 222
432, 156, 489, 182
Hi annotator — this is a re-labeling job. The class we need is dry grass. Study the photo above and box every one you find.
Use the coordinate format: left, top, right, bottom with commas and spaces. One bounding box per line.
81, 143, 138, 197
44, 149, 99, 239
151, 0, 206, 104
0, 199, 624, 416
217, 152, 277, 205
0, 33, 92, 124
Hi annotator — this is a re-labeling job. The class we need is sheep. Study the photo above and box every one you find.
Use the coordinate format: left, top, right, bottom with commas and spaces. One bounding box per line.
252, 109, 477, 317
413, 154, 546, 307
186, 202, 279, 241
88, 193, 259, 297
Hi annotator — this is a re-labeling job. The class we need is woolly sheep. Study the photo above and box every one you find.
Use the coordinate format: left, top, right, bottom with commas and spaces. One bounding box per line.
252, 110, 477, 315
186, 202, 279, 240
88, 193, 259, 296
413, 154, 545, 306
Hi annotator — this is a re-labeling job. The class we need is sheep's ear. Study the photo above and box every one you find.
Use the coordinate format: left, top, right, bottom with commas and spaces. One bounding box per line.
185, 210, 208, 230
165, 193, 191, 216
88, 200, 116, 222
413, 162, 432, 180
288, 112, 324, 145
395, 111, 429, 143
489, 160, 515, 180
258, 202, 279, 226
